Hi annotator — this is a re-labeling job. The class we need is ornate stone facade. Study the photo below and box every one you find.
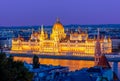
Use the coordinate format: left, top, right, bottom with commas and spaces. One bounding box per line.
11, 19, 112, 54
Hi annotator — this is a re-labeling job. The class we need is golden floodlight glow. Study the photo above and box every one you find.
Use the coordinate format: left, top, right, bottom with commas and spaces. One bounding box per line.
11, 18, 112, 55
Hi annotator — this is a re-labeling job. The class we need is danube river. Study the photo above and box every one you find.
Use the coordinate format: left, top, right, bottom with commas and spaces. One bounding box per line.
14, 57, 120, 78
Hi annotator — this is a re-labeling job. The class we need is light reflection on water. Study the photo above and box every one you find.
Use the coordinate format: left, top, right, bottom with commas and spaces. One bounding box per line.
14, 57, 120, 78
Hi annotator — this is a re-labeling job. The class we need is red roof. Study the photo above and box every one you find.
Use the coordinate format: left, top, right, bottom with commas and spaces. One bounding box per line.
97, 55, 111, 69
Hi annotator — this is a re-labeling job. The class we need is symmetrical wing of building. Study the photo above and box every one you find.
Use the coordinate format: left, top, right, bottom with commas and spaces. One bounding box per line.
11, 18, 112, 55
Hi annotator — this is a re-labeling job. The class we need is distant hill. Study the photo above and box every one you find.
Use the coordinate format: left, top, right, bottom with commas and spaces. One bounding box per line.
0, 24, 120, 29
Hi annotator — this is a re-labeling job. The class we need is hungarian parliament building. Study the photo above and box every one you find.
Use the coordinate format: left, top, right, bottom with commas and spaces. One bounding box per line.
11, 18, 112, 55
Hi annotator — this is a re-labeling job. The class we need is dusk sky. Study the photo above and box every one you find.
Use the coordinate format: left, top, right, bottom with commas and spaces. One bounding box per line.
0, 0, 120, 26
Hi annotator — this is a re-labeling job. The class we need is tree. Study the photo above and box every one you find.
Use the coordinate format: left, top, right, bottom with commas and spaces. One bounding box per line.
33, 55, 39, 68
0, 53, 33, 81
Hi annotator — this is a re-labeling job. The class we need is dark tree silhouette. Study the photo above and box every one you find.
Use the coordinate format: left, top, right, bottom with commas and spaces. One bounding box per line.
33, 55, 39, 68
0, 53, 33, 81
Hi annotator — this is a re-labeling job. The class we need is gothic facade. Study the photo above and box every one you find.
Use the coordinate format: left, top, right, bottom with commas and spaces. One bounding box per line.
11, 19, 112, 55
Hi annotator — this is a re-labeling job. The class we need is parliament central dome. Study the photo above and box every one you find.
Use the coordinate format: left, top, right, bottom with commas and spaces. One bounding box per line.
53, 18, 64, 30
51, 18, 66, 41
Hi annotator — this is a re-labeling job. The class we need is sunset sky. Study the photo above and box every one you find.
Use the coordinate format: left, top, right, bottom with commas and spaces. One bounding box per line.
0, 0, 120, 26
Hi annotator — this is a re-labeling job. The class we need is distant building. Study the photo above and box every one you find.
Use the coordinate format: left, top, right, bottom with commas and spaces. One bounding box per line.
65, 65, 119, 81
11, 18, 112, 54
112, 39, 120, 50
63, 42, 119, 81
0, 38, 12, 49
23, 62, 69, 81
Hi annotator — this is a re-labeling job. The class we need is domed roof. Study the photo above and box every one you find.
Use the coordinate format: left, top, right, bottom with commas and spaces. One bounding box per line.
53, 18, 64, 30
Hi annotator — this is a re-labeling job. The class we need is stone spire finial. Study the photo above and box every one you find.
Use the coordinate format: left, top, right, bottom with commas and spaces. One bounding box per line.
32, 28, 34, 34
56, 17, 60, 23
97, 28, 100, 41
104, 35, 107, 42
41, 24, 43, 30
41, 24, 44, 34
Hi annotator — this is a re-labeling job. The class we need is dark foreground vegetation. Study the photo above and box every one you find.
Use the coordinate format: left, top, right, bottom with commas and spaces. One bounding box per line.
0, 52, 33, 81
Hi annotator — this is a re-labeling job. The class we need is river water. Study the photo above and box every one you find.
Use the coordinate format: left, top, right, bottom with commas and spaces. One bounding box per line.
14, 57, 120, 78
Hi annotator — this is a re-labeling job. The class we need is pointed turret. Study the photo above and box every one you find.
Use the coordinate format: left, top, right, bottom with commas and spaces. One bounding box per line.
38, 25, 48, 40
38, 27, 40, 32
41, 24, 44, 34
32, 28, 34, 34
95, 28, 102, 66
103, 36, 108, 42
97, 28, 100, 41
108, 36, 111, 42
17, 34, 24, 41
30, 28, 35, 40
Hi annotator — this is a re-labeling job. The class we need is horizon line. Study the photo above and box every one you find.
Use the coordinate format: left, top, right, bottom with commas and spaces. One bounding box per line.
0, 23, 120, 27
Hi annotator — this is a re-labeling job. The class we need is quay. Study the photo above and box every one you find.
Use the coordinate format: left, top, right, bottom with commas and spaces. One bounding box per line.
4, 51, 120, 62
